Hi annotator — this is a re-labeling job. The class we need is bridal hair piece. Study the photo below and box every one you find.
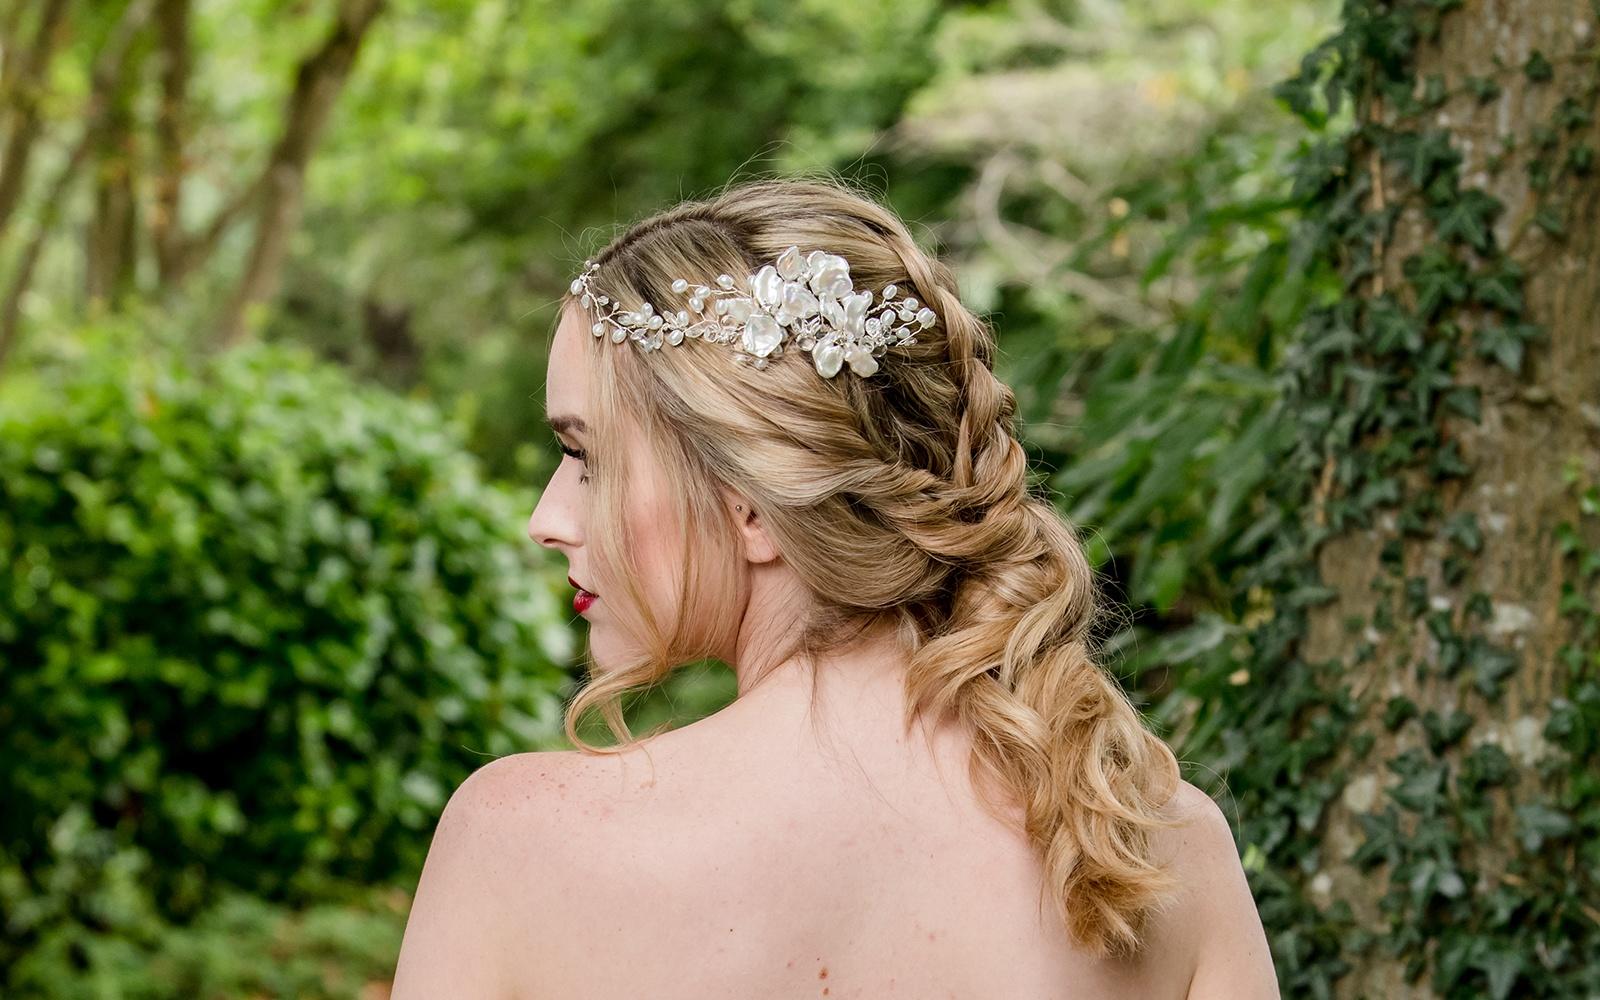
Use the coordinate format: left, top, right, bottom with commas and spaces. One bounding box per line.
567, 245, 939, 378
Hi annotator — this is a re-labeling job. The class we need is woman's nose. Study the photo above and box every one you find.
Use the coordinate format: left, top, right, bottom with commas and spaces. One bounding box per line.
527, 484, 576, 550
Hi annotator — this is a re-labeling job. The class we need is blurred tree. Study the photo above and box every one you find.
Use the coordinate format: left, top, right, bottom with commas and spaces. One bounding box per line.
285, 0, 952, 472
0, 0, 386, 363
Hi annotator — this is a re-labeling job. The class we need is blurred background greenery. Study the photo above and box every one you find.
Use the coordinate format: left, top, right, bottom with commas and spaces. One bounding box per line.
4, 0, 1595, 996
0, 0, 1334, 991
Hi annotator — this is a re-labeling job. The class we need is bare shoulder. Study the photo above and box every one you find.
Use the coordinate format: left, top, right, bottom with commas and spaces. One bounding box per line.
418, 748, 628, 846
390, 748, 644, 1000
1146, 780, 1280, 1000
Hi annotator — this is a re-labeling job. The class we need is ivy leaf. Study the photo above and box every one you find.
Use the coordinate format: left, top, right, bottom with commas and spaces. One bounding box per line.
1431, 439, 1470, 478
1535, 202, 1570, 237
1366, 296, 1423, 353
1472, 261, 1525, 313
1524, 50, 1553, 81
1473, 320, 1541, 374
1428, 189, 1502, 252
1350, 807, 1403, 868
1275, 41, 1341, 125
1404, 247, 1469, 318
1467, 75, 1502, 103
1388, 749, 1447, 812
1387, 129, 1460, 187
1568, 143, 1595, 176
1383, 695, 1419, 731
1461, 743, 1512, 788
1468, 637, 1519, 698
1478, 947, 1524, 1000
1443, 385, 1481, 421
1423, 707, 1473, 752
1530, 157, 1553, 192
1419, 74, 1447, 109
1556, 96, 1593, 131
1514, 801, 1573, 851
1465, 591, 1493, 621
1444, 511, 1483, 553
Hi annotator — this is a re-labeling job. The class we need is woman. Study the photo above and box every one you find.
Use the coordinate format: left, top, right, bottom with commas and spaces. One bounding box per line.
390, 177, 1277, 999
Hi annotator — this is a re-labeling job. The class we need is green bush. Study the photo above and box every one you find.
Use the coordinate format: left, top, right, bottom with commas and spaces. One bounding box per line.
7, 839, 406, 1000
0, 326, 575, 982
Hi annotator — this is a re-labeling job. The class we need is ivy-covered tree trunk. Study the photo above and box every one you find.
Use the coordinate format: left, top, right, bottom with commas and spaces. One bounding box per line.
1214, 1, 1600, 997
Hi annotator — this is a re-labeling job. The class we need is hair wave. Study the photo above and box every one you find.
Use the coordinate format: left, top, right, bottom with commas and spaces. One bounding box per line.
555, 174, 1184, 958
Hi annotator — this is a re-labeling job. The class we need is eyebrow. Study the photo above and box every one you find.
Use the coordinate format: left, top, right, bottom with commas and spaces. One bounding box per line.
546, 413, 588, 436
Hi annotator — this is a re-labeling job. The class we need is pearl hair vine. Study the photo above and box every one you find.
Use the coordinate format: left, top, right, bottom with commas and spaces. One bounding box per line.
567, 245, 939, 378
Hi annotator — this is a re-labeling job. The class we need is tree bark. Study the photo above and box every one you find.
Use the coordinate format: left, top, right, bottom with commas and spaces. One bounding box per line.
149, 0, 190, 285
1296, 1, 1600, 995
83, 35, 143, 309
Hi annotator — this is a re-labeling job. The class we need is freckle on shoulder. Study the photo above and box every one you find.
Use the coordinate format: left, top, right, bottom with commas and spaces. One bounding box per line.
459, 751, 590, 811
1146, 780, 1238, 907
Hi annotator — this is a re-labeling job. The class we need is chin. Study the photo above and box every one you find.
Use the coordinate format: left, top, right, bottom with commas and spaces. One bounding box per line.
582, 629, 633, 678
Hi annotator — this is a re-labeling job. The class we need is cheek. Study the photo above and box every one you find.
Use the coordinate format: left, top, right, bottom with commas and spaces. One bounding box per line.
634, 499, 687, 600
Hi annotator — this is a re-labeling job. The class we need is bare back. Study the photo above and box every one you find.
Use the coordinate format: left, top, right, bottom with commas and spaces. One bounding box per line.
499, 673, 1203, 1000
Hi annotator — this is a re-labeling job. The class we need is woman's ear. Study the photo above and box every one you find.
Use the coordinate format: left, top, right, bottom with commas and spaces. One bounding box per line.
722, 489, 779, 565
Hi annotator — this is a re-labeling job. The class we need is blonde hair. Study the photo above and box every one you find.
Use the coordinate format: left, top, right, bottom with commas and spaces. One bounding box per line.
556, 175, 1184, 958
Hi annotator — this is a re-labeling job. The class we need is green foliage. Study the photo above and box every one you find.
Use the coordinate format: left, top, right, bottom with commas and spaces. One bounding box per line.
7, 864, 405, 1000
0, 320, 575, 983
886, 0, 1338, 640
285, 0, 949, 474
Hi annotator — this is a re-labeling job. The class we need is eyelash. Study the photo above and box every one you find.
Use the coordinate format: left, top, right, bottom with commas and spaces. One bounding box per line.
558, 441, 591, 484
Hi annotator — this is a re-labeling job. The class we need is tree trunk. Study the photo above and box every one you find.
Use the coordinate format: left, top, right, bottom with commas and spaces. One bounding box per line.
150, 0, 191, 284
84, 42, 144, 309
1215, 1, 1600, 996
214, 0, 385, 346
0, 0, 151, 367
0, 0, 72, 238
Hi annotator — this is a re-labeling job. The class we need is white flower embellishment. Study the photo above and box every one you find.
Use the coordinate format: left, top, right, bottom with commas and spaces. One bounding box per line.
568, 245, 938, 379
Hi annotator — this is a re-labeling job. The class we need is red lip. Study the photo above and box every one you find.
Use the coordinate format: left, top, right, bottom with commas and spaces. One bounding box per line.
569, 575, 597, 615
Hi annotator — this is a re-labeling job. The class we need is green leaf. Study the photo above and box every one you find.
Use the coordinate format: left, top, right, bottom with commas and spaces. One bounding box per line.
1422, 708, 1472, 752
1529, 203, 1568, 235
1524, 50, 1553, 81
1514, 801, 1573, 851
1479, 947, 1524, 1000
1365, 296, 1423, 353
1388, 129, 1460, 187
1404, 247, 1469, 318
1568, 143, 1595, 176
1466, 75, 1502, 103
1444, 511, 1483, 553
1383, 695, 1418, 731
1468, 638, 1519, 699
1472, 261, 1525, 313
1473, 320, 1541, 374
1427, 189, 1502, 252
